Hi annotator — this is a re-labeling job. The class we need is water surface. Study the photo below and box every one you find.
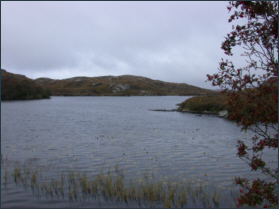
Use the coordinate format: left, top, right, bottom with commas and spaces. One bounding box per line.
1, 96, 277, 207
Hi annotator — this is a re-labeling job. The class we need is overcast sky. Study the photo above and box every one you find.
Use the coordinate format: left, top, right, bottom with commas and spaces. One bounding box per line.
1, 1, 246, 89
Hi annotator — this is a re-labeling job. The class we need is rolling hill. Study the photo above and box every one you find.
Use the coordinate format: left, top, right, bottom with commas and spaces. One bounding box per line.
34, 75, 216, 96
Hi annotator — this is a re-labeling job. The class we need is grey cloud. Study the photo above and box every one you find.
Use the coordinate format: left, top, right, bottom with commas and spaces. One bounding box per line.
2, 1, 235, 89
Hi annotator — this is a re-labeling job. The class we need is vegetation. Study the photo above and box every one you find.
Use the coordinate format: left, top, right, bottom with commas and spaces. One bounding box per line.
1, 69, 51, 100
1, 155, 241, 208
207, 1, 278, 208
178, 93, 227, 113
34, 75, 215, 96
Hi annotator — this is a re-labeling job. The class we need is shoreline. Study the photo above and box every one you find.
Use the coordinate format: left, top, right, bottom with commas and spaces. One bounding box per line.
151, 108, 229, 119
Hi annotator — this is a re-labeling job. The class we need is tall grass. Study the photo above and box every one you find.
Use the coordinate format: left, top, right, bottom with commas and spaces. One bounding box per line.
1, 156, 240, 208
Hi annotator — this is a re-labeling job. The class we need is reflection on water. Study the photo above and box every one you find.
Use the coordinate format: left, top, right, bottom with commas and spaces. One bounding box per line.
1, 96, 277, 207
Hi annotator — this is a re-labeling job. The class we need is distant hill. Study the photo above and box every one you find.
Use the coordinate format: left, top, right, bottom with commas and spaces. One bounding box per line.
1, 69, 51, 100
34, 75, 216, 96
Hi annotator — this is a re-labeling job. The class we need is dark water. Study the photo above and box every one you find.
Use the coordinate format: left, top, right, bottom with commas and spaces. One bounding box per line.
1, 96, 277, 208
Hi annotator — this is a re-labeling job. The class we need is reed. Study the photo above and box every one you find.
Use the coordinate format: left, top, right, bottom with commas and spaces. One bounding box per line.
68, 171, 75, 184
105, 174, 113, 197
155, 180, 163, 201
68, 188, 73, 200
30, 170, 38, 189
79, 172, 89, 194
4, 168, 8, 185
60, 173, 65, 196
176, 185, 187, 207
73, 183, 78, 199
51, 178, 59, 196
163, 195, 172, 208
212, 188, 221, 208
13, 166, 21, 182
2, 156, 242, 208
90, 179, 98, 196
41, 182, 52, 197
122, 187, 128, 203
128, 180, 136, 200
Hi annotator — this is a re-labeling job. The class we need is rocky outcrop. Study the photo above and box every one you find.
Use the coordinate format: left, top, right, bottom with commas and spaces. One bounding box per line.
110, 84, 131, 93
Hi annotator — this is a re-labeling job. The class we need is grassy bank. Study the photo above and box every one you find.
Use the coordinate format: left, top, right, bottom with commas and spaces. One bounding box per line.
178, 93, 228, 113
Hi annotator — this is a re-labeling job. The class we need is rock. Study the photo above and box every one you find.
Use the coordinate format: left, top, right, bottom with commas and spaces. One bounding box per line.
218, 110, 228, 117
155, 82, 164, 87
111, 84, 131, 93
107, 76, 119, 81
64, 77, 88, 82
139, 90, 154, 96
35, 77, 58, 83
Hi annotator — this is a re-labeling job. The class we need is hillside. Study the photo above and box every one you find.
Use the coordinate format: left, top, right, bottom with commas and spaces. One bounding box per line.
1, 69, 51, 100
34, 75, 216, 96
